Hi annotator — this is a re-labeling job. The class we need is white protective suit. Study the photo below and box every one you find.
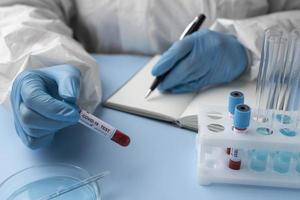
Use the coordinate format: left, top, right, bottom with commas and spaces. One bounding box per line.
0, 0, 300, 112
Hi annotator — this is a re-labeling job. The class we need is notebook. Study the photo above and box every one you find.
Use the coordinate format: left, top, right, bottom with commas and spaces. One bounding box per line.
104, 56, 256, 131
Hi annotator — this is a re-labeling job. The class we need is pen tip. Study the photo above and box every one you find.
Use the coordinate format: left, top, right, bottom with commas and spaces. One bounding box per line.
145, 90, 152, 99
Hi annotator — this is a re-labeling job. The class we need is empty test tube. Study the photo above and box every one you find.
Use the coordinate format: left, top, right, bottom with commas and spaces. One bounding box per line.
256, 28, 300, 134
274, 29, 300, 135
255, 28, 288, 127
279, 30, 300, 134
254, 28, 300, 176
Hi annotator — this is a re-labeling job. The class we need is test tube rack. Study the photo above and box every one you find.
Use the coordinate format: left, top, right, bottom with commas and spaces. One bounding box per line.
196, 106, 300, 189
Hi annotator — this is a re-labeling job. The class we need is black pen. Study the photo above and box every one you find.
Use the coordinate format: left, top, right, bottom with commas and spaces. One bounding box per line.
145, 14, 206, 99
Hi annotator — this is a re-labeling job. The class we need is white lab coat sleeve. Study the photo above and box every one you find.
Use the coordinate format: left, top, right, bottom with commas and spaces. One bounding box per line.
210, 10, 300, 81
0, 1, 102, 112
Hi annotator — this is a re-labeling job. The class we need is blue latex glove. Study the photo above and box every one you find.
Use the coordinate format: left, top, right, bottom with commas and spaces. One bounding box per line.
152, 29, 248, 93
11, 64, 81, 149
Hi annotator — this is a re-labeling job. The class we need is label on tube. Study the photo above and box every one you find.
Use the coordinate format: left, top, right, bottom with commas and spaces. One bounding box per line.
79, 109, 116, 138
230, 149, 241, 162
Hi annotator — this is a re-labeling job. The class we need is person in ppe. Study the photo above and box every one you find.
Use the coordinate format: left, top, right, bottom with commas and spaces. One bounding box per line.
1, 0, 299, 149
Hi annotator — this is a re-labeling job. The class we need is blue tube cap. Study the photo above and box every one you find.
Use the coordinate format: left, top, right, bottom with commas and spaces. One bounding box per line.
228, 91, 244, 115
233, 104, 251, 129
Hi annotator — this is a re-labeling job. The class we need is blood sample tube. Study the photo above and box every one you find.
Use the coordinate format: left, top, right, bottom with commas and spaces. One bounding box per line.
227, 91, 244, 154
233, 104, 251, 133
79, 109, 130, 147
229, 148, 241, 170
229, 104, 251, 170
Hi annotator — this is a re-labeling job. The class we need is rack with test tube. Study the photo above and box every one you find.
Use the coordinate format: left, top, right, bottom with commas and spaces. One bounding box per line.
196, 28, 300, 188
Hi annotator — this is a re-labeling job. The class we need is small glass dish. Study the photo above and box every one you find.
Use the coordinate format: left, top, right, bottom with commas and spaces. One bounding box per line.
0, 163, 100, 200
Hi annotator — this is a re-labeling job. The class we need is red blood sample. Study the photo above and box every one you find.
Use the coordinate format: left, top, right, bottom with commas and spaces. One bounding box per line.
111, 130, 131, 147
229, 159, 241, 170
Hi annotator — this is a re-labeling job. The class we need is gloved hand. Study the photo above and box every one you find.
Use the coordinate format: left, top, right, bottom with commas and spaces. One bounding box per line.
152, 29, 248, 93
11, 64, 81, 149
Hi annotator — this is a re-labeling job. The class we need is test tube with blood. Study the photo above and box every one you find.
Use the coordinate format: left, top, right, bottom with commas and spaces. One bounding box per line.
229, 104, 251, 170
227, 91, 244, 154
79, 109, 130, 147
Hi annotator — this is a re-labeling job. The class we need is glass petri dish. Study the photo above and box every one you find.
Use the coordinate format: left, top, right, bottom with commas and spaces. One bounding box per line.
0, 163, 100, 200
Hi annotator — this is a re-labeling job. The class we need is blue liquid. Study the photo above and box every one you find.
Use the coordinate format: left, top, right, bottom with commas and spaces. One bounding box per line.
296, 153, 300, 173
275, 114, 292, 124
280, 128, 297, 137
273, 152, 292, 173
7, 176, 98, 200
256, 127, 273, 135
250, 150, 268, 172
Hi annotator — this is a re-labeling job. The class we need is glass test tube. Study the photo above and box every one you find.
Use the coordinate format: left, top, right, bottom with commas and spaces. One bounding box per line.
275, 30, 300, 134
256, 28, 299, 132
288, 30, 300, 131
290, 30, 300, 173
255, 28, 289, 173
255, 28, 300, 173
256, 28, 284, 128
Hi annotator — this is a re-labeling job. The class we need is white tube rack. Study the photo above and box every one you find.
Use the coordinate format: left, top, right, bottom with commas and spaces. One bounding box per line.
196, 106, 300, 188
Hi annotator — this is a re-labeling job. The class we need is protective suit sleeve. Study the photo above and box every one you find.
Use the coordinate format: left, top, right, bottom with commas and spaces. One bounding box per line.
0, 0, 102, 112
210, 10, 300, 81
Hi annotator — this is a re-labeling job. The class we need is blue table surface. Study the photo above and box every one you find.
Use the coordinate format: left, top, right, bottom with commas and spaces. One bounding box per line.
0, 54, 299, 200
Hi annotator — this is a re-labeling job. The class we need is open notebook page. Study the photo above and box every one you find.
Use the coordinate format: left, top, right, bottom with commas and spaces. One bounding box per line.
105, 56, 196, 122
179, 77, 257, 130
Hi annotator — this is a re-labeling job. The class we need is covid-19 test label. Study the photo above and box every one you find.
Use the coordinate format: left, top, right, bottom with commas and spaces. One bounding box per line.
78, 109, 130, 147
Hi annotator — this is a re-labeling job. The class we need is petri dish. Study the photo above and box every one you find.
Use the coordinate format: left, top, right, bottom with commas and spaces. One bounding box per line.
0, 164, 100, 200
